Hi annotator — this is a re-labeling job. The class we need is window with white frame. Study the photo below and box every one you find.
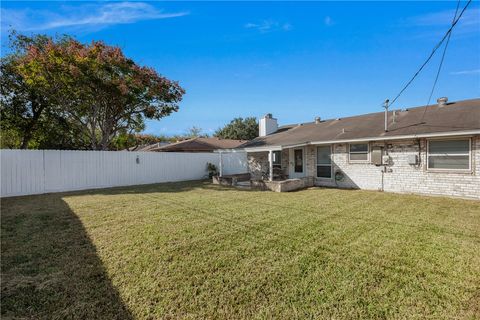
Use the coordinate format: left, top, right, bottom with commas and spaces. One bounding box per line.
349, 143, 369, 162
427, 139, 471, 170
316, 146, 332, 178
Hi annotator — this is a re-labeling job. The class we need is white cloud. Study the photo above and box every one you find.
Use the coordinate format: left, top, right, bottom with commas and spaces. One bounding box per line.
450, 69, 480, 75
1, 2, 189, 32
409, 8, 479, 27
324, 16, 333, 26
244, 20, 292, 33
405, 7, 479, 37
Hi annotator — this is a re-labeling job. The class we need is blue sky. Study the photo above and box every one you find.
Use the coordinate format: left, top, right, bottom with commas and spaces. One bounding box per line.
1, 1, 479, 136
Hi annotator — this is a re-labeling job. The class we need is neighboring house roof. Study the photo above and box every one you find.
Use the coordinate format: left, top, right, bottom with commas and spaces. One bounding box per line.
151, 137, 247, 152
128, 142, 170, 151
240, 98, 480, 150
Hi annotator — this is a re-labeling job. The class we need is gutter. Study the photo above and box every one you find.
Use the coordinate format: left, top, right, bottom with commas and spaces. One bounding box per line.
237, 129, 480, 151
304, 129, 480, 145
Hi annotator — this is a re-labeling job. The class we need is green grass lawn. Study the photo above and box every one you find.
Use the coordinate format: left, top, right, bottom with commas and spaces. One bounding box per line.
2, 181, 480, 319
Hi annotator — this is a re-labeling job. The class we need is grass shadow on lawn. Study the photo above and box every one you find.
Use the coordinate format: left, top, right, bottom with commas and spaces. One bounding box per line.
1, 194, 133, 319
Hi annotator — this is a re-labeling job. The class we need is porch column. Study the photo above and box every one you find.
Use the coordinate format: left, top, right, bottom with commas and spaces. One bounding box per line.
219, 151, 223, 177
268, 150, 273, 181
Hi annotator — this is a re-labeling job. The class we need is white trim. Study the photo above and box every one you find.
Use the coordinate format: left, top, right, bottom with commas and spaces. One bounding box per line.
426, 138, 472, 172
243, 146, 282, 152
240, 129, 480, 152
289, 147, 306, 178
268, 150, 274, 181
272, 150, 282, 167
310, 130, 480, 145
213, 149, 248, 153
348, 142, 370, 163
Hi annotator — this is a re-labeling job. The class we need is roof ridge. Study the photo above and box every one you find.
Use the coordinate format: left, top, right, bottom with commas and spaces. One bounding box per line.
282, 98, 480, 127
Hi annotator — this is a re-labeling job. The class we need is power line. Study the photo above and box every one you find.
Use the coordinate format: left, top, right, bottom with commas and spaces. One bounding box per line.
419, 0, 461, 123
388, 0, 473, 109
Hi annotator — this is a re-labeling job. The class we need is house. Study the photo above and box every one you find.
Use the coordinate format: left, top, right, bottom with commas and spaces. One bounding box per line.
238, 97, 480, 199
151, 137, 247, 153
128, 142, 171, 151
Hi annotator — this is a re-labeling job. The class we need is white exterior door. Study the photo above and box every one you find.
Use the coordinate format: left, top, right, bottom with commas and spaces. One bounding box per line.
289, 148, 305, 178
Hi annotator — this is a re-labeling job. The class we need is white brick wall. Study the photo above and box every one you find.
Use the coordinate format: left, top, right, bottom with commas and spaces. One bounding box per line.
247, 136, 480, 199
312, 136, 480, 199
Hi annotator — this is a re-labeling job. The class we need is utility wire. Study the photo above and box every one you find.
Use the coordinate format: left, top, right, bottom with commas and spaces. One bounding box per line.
388, 0, 473, 109
419, 0, 461, 123
426, 0, 461, 106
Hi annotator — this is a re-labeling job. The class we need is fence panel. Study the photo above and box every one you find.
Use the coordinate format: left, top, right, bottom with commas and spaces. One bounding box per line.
0, 150, 248, 197
221, 152, 250, 175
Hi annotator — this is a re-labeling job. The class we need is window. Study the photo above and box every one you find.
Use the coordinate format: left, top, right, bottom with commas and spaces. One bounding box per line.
294, 149, 303, 172
272, 151, 282, 168
316, 146, 332, 178
427, 139, 471, 171
349, 143, 369, 162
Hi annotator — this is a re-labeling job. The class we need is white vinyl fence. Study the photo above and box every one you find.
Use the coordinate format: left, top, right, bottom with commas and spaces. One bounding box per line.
0, 149, 248, 197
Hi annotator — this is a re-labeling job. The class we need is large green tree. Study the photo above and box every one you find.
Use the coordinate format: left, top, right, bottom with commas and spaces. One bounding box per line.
214, 117, 258, 140
0, 32, 185, 150
0, 34, 81, 149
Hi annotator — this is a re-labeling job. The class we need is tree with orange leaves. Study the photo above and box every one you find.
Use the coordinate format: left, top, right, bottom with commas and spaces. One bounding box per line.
1, 32, 185, 150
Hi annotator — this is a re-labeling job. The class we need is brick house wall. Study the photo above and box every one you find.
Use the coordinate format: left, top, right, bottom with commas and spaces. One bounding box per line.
247, 135, 480, 199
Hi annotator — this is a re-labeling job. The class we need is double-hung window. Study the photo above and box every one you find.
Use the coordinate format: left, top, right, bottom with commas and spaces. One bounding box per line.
349, 143, 369, 162
316, 146, 332, 178
427, 139, 471, 171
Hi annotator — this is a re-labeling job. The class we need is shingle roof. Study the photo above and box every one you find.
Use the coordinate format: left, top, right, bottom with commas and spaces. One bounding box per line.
151, 137, 247, 152
240, 98, 480, 149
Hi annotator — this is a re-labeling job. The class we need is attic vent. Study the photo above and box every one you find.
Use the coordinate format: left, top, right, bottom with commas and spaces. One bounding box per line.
437, 97, 448, 107
315, 117, 321, 124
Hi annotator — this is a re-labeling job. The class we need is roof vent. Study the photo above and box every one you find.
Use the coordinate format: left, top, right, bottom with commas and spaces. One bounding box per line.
437, 97, 448, 107
315, 116, 321, 124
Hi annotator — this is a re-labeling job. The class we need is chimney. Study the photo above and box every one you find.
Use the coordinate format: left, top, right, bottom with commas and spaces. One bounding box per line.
315, 116, 321, 124
259, 113, 278, 137
437, 97, 448, 107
